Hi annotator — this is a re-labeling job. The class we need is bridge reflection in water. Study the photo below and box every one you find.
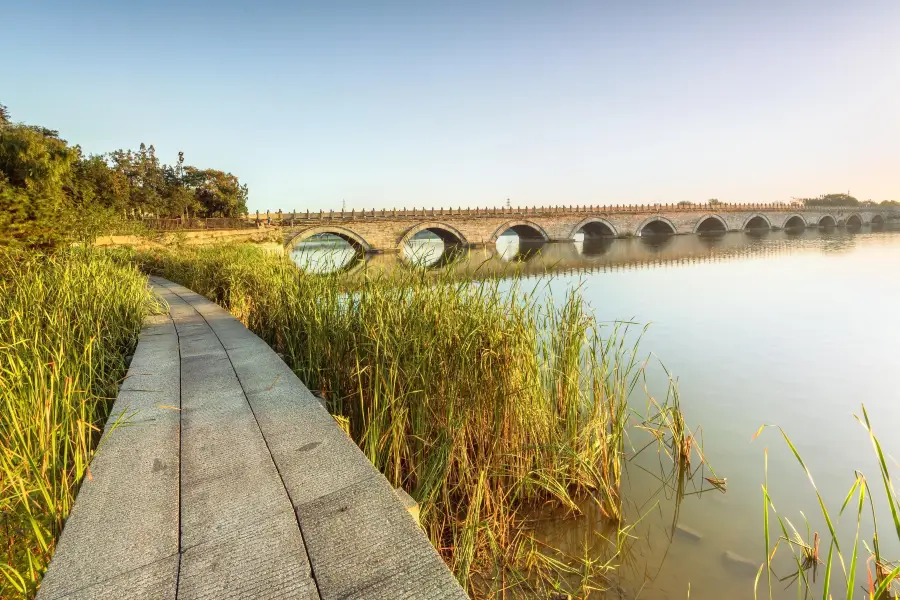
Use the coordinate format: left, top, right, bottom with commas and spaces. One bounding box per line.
289, 226, 892, 279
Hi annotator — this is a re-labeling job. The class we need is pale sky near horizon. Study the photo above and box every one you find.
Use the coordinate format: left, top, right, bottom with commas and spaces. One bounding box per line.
4, 1, 899, 212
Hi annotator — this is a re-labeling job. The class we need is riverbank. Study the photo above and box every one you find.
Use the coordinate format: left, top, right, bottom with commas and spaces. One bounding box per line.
93, 227, 283, 250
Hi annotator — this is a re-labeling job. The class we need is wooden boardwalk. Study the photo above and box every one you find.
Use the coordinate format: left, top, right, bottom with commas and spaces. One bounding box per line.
37, 278, 466, 600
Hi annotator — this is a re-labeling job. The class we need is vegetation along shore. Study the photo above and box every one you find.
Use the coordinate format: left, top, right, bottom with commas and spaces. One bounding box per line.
5, 101, 898, 599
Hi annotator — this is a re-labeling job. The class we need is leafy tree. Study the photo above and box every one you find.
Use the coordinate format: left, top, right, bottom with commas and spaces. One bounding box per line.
0, 124, 76, 191
71, 152, 129, 211
0, 120, 79, 247
0, 100, 252, 247
161, 152, 201, 218
184, 167, 249, 217
108, 144, 168, 216
802, 193, 859, 207
708, 198, 723, 206
677, 200, 695, 206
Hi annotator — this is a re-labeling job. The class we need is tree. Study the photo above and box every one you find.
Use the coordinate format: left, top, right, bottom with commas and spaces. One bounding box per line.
802, 193, 859, 207
71, 152, 129, 211
108, 144, 169, 216
184, 167, 249, 217
0, 124, 78, 247
0, 100, 252, 246
708, 198, 723, 206
677, 200, 695, 206
0, 124, 76, 191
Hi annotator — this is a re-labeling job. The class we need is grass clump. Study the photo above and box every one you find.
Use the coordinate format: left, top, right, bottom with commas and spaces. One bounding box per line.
135, 242, 702, 597
0, 249, 156, 598
756, 406, 900, 600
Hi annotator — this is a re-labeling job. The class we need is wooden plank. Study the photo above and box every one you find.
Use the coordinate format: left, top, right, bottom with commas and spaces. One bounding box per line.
36, 314, 180, 600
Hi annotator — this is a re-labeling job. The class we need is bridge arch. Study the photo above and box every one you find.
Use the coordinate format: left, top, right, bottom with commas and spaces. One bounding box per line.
781, 214, 808, 230
399, 222, 469, 248
817, 214, 837, 228
636, 216, 678, 236
845, 214, 862, 229
742, 213, 772, 230
692, 214, 728, 234
490, 220, 550, 243
569, 217, 618, 239
871, 214, 885, 227
285, 225, 372, 253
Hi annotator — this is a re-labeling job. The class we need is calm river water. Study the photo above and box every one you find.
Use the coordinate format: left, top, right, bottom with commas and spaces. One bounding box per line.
292, 227, 900, 599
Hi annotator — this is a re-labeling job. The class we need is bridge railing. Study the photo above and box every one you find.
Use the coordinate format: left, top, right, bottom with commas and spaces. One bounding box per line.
245, 203, 892, 224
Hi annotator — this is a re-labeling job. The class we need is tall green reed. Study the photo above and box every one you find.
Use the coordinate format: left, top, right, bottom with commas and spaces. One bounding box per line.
135, 242, 701, 597
755, 406, 900, 600
0, 249, 155, 599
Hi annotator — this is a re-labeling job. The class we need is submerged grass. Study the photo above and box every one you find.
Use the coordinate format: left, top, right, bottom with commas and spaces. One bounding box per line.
0, 249, 157, 598
134, 242, 704, 597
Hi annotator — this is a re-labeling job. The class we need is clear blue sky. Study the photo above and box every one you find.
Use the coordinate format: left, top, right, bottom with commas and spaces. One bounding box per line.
4, 1, 899, 212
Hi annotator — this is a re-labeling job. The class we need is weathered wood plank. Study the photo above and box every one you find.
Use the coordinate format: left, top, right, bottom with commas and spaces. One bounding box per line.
39, 277, 466, 599
36, 314, 180, 600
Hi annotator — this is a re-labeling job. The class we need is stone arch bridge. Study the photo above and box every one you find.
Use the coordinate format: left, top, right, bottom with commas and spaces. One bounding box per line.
274, 203, 896, 253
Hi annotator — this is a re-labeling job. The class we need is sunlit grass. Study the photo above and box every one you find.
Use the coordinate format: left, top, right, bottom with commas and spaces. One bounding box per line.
0, 249, 157, 598
134, 242, 707, 596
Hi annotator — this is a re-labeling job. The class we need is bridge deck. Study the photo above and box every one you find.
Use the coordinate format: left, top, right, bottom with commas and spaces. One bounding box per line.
36, 278, 466, 600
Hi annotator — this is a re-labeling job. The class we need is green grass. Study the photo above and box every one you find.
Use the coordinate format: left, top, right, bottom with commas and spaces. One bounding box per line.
134, 242, 704, 597
0, 249, 156, 599
755, 406, 900, 600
